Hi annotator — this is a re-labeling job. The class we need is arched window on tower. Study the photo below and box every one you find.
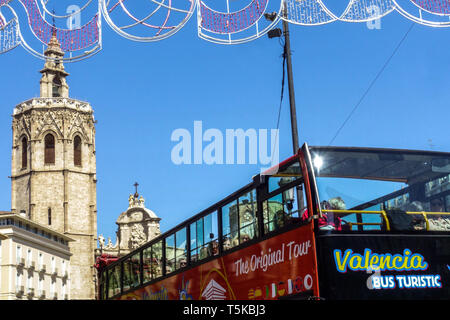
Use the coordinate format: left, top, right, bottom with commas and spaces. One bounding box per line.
21, 137, 28, 169
52, 76, 62, 98
44, 134, 55, 165
74, 135, 82, 167
48, 208, 52, 226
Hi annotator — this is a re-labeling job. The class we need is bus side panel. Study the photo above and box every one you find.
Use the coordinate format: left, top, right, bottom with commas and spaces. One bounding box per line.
117, 224, 318, 300
316, 234, 450, 300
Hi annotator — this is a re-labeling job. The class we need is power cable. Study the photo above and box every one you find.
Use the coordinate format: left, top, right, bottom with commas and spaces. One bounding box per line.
270, 41, 287, 164
328, 22, 415, 146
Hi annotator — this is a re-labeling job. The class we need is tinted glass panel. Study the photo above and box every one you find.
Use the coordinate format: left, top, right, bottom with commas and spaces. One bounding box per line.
222, 200, 238, 251
175, 228, 187, 270
238, 190, 258, 243
107, 265, 120, 298
165, 234, 175, 274
310, 148, 450, 232
263, 185, 305, 234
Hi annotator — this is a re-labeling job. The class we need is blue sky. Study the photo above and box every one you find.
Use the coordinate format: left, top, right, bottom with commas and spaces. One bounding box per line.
1, 2, 450, 242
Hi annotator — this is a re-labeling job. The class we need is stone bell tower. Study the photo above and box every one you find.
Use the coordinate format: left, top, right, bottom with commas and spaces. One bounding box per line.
10, 33, 97, 299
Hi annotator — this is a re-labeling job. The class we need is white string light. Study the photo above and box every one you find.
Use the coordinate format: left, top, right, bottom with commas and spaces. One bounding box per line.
1, 0, 450, 61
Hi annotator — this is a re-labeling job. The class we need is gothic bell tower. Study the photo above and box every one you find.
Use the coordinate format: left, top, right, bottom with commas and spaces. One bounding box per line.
39, 33, 69, 98
11, 33, 97, 299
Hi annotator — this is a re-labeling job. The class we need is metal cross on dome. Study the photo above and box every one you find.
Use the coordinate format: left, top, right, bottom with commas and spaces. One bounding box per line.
133, 182, 139, 198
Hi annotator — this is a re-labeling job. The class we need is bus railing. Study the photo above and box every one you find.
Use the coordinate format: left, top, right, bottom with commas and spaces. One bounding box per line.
322, 209, 450, 231
322, 209, 390, 231
405, 211, 450, 231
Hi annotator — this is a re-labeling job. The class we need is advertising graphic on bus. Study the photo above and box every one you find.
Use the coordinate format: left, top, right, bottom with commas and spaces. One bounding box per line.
117, 225, 317, 300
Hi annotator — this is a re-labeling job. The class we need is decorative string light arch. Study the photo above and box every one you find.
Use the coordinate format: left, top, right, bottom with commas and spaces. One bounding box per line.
0, 0, 449, 61
101, 0, 196, 42
393, 0, 450, 27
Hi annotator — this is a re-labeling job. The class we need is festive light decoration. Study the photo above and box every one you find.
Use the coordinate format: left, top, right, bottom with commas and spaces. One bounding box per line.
0, 0, 14, 6
411, 0, 450, 14
339, 0, 395, 22
0, 0, 449, 62
102, 0, 196, 42
197, 0, 281, 44
0, 16, 20, 54
393, 0, 450, 26
20, 0, 99, 51
0, 10, 5, 27
0, 0, 101, 61
283, 0, 337, 26
0, 2, 21, 54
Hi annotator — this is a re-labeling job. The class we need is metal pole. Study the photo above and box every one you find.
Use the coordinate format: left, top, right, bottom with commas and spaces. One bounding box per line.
282, 7, 304, 211
282, 11, 299, 155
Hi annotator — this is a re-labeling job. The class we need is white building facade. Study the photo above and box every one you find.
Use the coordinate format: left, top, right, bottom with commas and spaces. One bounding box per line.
0, 212, 73, 300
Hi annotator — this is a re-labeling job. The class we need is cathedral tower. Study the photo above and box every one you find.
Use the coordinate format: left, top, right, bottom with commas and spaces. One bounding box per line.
10, 34, 97, 299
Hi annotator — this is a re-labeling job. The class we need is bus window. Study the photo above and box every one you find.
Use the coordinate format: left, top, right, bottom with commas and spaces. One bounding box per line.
316, 177, 399, 231
107, 264, 120, 298
100, 271, 107, 300
238, 190, 258, 243
142, 246, 153, 282
268, 160, 302, 194
222, 190, 258, 250
143, 241, 163, 281
123, 253, 140, 291
310, 148, 450, 232
123, 259, 131, 291
222, 200, 239, 250
190, 212, 218, 262
131, 253, 141, 286
165, 234, 175, 274
153, 241, 163, 277
263, 185, 305, 234
164, 229, 188, 273
190, 222, 198, 263
203, 211, 218, 258
175, 228, 187, 270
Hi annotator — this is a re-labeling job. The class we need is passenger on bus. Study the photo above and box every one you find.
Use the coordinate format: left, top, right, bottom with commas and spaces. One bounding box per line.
200, 246, 209, 260
429, 198, 450, 231
300, 197, 344, 230
166, 261, 173, 274
386, 201, 426, 231
231, 235, 240, 248
301, 207, 311, 222
206, 240, 219, 256
403, 201, 426, 230
223, 237, 232, 251
431, 198, 444, 212
154, 265, 162, 277
179, 258, 187, 268
240, 233, 251, 243
274, 209, 286, 229
211, 240, 219, 255
319, 197, 345, 231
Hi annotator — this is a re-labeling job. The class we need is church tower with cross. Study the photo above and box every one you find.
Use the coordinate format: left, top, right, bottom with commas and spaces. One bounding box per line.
97, 183, 161, 258
10, 32, 97, 299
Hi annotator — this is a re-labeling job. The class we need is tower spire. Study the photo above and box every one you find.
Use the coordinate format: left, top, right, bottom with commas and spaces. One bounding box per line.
51, 9, 56, 36
39, 22, 69, 98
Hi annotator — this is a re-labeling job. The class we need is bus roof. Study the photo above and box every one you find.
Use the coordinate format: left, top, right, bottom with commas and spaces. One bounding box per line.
308, 145, 450, 183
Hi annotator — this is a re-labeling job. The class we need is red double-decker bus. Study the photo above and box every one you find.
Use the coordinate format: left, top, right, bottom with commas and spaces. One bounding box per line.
97, 143, 450, 300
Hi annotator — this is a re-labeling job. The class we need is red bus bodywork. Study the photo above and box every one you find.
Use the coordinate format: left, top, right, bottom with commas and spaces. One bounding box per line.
117, 223, 318, 300
97, 144, 450, 300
